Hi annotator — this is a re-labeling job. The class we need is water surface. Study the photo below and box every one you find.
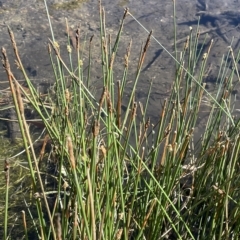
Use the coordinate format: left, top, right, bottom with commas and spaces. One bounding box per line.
0, 0, 239, 133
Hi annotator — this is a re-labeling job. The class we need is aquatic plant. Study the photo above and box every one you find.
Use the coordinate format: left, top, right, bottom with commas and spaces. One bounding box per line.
2, 0, 240, 239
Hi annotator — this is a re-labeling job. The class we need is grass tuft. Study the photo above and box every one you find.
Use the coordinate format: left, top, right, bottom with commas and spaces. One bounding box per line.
1, 1, 240, 239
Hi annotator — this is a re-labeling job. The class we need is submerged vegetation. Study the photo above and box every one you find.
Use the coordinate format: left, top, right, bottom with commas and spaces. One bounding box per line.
2, 0, 240, 239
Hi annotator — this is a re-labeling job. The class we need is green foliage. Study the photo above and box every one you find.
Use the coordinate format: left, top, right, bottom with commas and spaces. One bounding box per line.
2, 1, 240, 239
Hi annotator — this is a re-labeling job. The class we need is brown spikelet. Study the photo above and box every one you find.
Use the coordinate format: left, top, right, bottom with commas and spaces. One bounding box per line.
65, 89, 70, 103
76, 26, 80, 51
99, 86, 107, 111
48, 43, 51, 54
16, 82, 24, 115
142, 198, 156, 229
179, 133, 191, 162
7, 27, 26, 73
22, 211, 27, 234
138, 122, 143, 145
145, 117, 150, 131
90, 35, 94, 43
131, 102, 137, 119
2, 48, 18, 112
65, 106, 69, 116
184, 36, 189, 50
223, 90, 229, 100
4, 159, 10, 184
139, 117, 150, 146
160, 131, 170, 166
124, 39, 132, 68
100, 145, 107, 159
123, 7, 129, 18
54, 213, 62, 240
8, 27, 17, 53
106, 90, 113, 114
102, 36, 107, 56
116, 228, 123, 240
138, 30, 152, 70
1, 48, 9, 69
92, 120, 100, 137
39, 134, 50, 163
182, 87, 191, 117
207, 39, 214, 56
109, 52, 115, 69
66, 136, 75, 169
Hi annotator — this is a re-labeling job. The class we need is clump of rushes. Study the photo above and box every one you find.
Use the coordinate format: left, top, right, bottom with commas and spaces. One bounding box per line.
2, 0, 240, 239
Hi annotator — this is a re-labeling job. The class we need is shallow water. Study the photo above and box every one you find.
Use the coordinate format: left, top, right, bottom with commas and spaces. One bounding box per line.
0, 0, 240, 134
